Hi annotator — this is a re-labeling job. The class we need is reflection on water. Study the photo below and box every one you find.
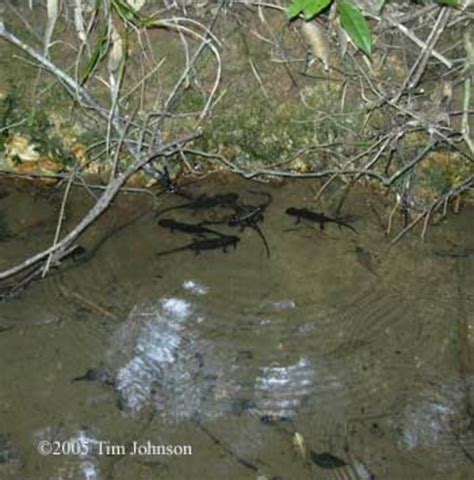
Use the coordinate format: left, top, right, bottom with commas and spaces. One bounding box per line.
0, 177, 473, 479
112, 295, 317, 424
114, 297, 238, 422
254, 357, 314, 421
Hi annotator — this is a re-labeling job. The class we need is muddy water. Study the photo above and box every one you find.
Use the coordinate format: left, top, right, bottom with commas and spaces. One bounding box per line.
0, 176, 473, 480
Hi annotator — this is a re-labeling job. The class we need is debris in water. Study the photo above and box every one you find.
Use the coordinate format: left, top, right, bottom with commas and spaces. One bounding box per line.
293, 432, 306, 460
72, 367, 115, 387
310, 450, 347, 469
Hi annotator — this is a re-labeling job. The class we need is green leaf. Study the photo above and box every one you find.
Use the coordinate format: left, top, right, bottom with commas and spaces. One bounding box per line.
288, 0, 332, 20
81, 24, 109, 84
288, 0, 311, 18
433, 0, 459, 6
287, 0, 305, 18
337, 0, 373, 56
303, 0, 333, 20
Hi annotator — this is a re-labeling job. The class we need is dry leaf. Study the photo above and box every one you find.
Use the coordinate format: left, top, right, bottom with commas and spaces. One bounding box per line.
108, 22, 123, 74
73, 0, 88, 46
301, 21, 330, 71
335, 19, 349, 59
293, 432, 306, 460
44, 0, 59, 57
5, 134, 40, 163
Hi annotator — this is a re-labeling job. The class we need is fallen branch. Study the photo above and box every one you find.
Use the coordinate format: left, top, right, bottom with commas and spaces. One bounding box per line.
0, 131, 200, 285
0, 17, 210, 293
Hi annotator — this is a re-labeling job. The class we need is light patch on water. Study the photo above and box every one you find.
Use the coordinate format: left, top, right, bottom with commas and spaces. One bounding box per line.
400, 400, 456, 449
254, 358, 314, 419
69, 431, 101, 480
45, 430, 101, 480
69, 430, 100, 457
160, 297, 192, 320
114, 299, 235, 420
182, 280, 209, 295
80, 461, 100, 480
116, 304, 186, 412
295, 323, 316, 334
398, 384, 466, 456
260, 299, 296, 311
270, 299, 296, 310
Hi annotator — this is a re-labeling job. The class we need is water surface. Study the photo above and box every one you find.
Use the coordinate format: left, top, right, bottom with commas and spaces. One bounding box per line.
0, 176, 473, 479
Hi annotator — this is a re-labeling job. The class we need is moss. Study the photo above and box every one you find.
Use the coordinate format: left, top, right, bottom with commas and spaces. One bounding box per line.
176, 88, 207, 113
193, 81, 371, 168
419, 151, 474, 195
0, 87, 76, 167
197, 93, 313, 164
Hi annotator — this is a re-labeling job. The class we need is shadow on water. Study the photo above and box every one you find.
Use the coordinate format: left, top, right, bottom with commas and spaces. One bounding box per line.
0, 175, 473, 479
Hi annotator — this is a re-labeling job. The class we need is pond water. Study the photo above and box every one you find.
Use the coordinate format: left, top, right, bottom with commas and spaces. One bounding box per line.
0, 175, 473, 479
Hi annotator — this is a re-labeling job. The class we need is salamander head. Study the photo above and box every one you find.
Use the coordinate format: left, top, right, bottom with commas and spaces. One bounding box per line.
221, 235, 240, 243
220, 235, 240, 245
158, 218, 175, 227
286, 207, 299, 215
218, 193, 239, 204
227, 215, 239, 227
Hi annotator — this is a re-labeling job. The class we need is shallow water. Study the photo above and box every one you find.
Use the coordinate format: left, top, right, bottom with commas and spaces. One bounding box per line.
0, 176, 473, 479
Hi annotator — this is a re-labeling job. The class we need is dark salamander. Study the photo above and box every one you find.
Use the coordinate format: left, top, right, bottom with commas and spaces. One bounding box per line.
286, 207, 357, 234
156, 193, 240, 217
157, 235, 240, 256
189, 235, 240, 254
228, 191, 272, 229
227, 191, 272, 258
158, 218, 223, 237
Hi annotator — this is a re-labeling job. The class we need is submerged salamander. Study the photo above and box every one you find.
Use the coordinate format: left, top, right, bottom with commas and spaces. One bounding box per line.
158, 218, 223, 237
228, 191, 272, 228
156, 193, 240, 217
286, 207, 357, 234
157, 235, 240, 256
227, 191, 272, 258
190, 235, 240, 253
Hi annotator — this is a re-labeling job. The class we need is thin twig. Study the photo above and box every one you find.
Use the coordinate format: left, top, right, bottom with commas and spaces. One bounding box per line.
383, 13, 452, 69
392, 7, 451, 102
42, 162, 79, 277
